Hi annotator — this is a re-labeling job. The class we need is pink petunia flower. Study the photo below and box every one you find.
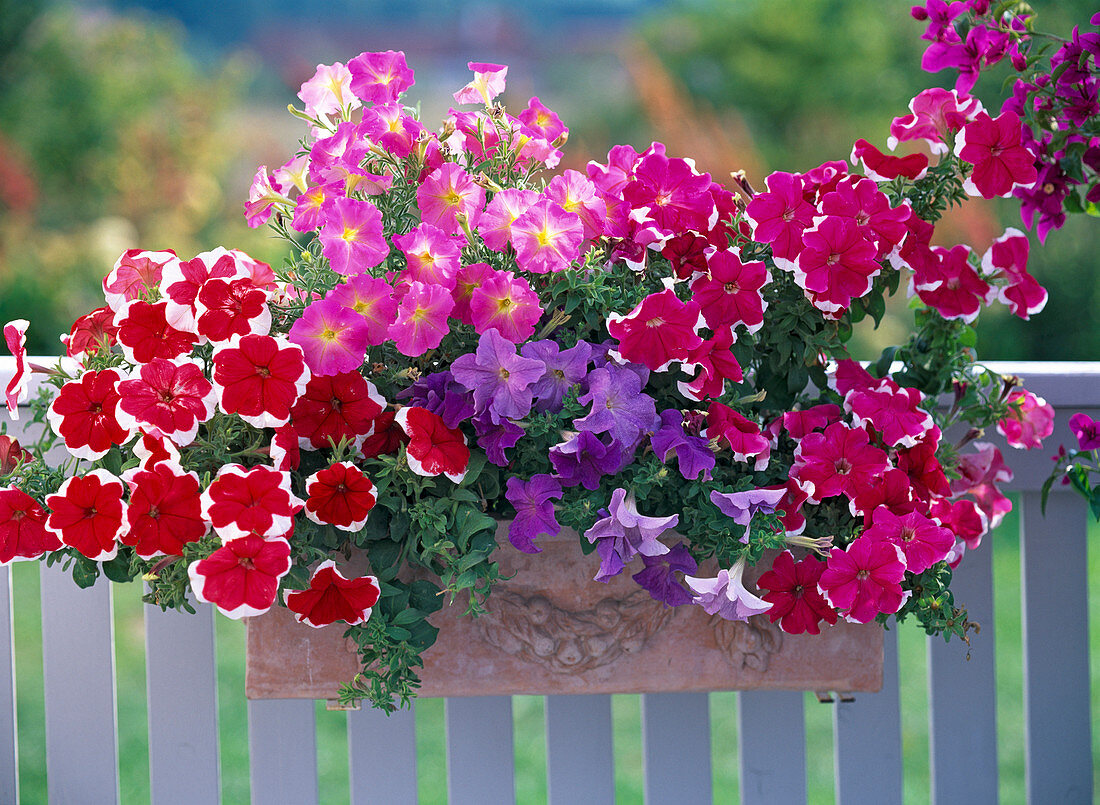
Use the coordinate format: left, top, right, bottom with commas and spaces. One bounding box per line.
395, 406, 470, 483
679, 326, 743, 401
288, 297, 370, 377
3, 319, 29, 420
392, 224, 464, 290
861, 506, 953, 574
980, 228, 1047, 319
212, 334, 310, 428
388, 281, 454, 357
122, 462, 207, 558
519, 96, 567, 142
284, 561, 381, 628
850, 138, 929, 182
846, 382, 934, 448
244, 166, 292, 229
416, 163, 485, 236
951, 442, 1013, 529
690, 249, 769, 334
47, 369, 132, 460
622, 152, 715, 235
955, 111, 1038, 199
545, 170, 607, 242
45, 470, 127, 561
102, 249, 178, 312
478, 189, 539, 252
469, 271, 542, 342
453, 62, 507, 105
912, 244, 994, 323
327, 275, 397, 346
888, 88, 984, 155
298, 62, 360, 118
744, 171, 817, 261
115, 358, 216, 446
705, 402, 771, 470
359, 103, 425, 159
303, 462, 377, 532
606, 289, 703, 371
996, 388, 1054, 450
188, 535, 292, 619
318, 197, 389, 276
818, 537, 906, 624
791, 216, 880, 315
347, 50, 414, 104
510, 198, 584, 274
792, 422, 889, 503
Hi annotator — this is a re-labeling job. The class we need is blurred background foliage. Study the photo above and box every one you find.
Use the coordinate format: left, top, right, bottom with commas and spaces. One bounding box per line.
0, 0, 1096, 359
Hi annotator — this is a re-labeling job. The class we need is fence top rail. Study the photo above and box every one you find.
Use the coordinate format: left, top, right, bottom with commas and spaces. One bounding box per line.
3, 357, 1099, 400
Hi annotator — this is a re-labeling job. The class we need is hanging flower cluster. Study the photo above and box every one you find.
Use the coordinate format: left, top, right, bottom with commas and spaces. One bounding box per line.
1, 14, 1078, 709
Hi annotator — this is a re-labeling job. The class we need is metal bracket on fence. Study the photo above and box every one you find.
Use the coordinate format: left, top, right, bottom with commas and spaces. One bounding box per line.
814, 691, 856, 704
326, 699, 362, 711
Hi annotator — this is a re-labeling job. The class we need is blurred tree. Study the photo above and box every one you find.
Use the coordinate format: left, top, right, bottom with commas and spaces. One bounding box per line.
638, 0, 1099, 361
0, 6, 285, 354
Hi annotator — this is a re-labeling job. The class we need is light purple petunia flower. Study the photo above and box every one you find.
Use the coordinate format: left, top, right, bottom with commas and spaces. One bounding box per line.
584, 488, 676, 582
520, 339, 592, 413
650, 409, 716, 481
549, 430, 626, 491
576, 365, 658, 445
710, 487, 788, 543
504, 474, 563, 553
632, 542, 697, 606
684, 559, 772, 621
451, 328, 545, 424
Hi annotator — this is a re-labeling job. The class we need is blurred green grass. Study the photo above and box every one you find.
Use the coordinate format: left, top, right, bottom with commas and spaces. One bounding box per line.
9, 505, 1098, 802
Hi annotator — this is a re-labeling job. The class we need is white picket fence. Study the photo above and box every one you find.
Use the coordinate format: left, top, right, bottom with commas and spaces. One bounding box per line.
0, 359, 1096, 803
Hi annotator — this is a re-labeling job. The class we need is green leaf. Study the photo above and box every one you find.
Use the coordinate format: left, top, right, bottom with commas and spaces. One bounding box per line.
72, 558, 99, 589
102, 552, 136, 583
408, 579, 444, 614
100, 447, 124, 477
390, 608, 424, 626
385, 626, 412, 641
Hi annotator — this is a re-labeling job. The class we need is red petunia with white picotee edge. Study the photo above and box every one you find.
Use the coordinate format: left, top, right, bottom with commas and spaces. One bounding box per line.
284, 560, 381, 628
188, 535, 292, 618
45, 470, 127, 562
395, 406, 469, 482
304, 462, 377, 531
201, 464, 304, 542
212, 334, 310, 428
3, 319, 29, 420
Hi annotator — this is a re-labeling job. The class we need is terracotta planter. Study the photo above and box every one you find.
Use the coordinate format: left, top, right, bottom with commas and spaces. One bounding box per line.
246, 524, 883, 699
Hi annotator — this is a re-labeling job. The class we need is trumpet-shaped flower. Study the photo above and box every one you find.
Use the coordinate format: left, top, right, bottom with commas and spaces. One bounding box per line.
417, 163, 485, 236
188, 535, 292, 619
3, 320, 28, 420
393, 224, 463, 290
318, 197, 389, 276
388, 281, 454, 357
47, 369, 131, 460
756, 551, 837, 635
450, 328, 545, 423
285, 561, 381, 628
348, 50, 414, 104
0, 487, 59, 564
298, 61, 360, 118
290, 372, 384, 450
584, 488, 675, 582
510, 198, 584, 274
505, 474, 563, 553
45, 470, 126, 562
606, 289, 702, 371
453, 62, 507, 105
327, 275, 397, 346
478, 189, 539, 252
469, 271, 542, 342
304, 462, 377, 531
122, 462, 207, 558
684, 559, 772, 621
212, 334, 310, 428
289, 297, 369, 376
818, 537, 906, 624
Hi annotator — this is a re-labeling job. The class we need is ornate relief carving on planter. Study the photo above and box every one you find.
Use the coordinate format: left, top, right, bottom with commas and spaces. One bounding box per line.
246, 524, 883, 699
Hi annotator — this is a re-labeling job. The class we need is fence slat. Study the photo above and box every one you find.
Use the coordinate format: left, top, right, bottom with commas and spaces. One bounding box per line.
545, 694, 613, 805
40, 563, 120, 804
834, 628, 902, 805
446, 696, 515, 805
0, 567, 17, 804
738, 690, 806, 805
642, 692, 712, 805
927, 538, 997, 803
145, 600, 220, 804
348, 703, 417, 804
248, 699, 318, 805
1021, 491, 1093, 803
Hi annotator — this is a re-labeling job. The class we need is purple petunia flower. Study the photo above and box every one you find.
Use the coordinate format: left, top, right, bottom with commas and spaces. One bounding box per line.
397, 371, 475, 428
1069, 412, 1100, 451
520, 339, 591, 413
451, 328, 545, 424
472, 413, 524, 466
710, 487, 788, 543
584, 488, 676, 582
504, 474, 563, 553
684, 559, 772, 621
575, 365, 658, 446
632, 542, 697, 606
650, 409, 716, 481
549, 430, 627, 491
